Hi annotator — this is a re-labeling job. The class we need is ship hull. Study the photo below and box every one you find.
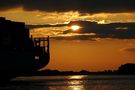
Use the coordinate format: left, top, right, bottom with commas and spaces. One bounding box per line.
0, 51, 49, 82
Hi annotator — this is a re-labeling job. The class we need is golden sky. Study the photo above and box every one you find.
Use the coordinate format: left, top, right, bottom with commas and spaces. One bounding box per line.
45, 39, 135, 71
30, 26, 135, 71
0, 6, 135, 71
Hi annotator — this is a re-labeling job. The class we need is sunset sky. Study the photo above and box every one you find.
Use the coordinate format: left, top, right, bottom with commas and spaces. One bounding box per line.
0, 0, 135, 71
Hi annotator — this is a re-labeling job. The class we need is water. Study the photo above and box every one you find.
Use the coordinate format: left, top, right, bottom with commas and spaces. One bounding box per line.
1, 75, 135, 90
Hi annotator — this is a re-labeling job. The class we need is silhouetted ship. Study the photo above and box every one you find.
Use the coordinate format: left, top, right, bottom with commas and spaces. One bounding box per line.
0, 17, 50, 82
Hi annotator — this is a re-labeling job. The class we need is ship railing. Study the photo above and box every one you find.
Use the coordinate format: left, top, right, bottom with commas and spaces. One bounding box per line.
31, 36, 50, 54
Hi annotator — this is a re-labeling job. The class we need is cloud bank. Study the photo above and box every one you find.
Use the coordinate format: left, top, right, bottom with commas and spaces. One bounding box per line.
30, 21, 135, 40
64, 21, 135, 39
0, 0, 135, 13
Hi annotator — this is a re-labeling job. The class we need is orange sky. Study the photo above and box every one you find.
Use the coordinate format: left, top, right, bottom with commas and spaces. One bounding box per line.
0, 7, 135, 71
29, 26, 135, 71
43, 39, 135, 71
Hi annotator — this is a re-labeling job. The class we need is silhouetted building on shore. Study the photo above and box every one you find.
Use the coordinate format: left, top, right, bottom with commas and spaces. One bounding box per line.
0, 17, 50, 82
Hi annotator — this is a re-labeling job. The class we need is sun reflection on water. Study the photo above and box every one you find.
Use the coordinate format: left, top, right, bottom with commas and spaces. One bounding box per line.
68, 75, 86, 79
66, 75, 86, 90
68, 85, 85, 90
67, 80, 85, 90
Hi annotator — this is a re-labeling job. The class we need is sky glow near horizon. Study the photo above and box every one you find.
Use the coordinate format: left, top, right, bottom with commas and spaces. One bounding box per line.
0, 2, 135, 71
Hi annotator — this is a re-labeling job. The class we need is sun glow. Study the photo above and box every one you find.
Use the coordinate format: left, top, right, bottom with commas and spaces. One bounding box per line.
71, 25, 80, 31
97, 20, 106, 24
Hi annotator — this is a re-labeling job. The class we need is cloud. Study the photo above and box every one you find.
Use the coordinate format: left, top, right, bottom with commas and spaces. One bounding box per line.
0, 0, 135, 13
0, 0, 21, 10
120, 47, 135, 52
30, 26, 98, 40
29, 20, 135, 39
64, 21, 135, 39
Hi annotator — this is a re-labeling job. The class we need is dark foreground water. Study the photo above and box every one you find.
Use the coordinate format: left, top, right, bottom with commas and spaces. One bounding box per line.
1, 75, 135, 90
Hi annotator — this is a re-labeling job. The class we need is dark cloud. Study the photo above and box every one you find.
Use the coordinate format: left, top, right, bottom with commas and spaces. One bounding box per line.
27, 24, 67, 29
29, 21, 135, 39
64, 21, 135, 39
0, 0, 21, 10
0, 0, 135, 13
121, 47, 135, 52
51, 35, 97, 40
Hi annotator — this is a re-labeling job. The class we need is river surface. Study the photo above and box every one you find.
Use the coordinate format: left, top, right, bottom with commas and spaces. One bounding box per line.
1, 75, 135, 90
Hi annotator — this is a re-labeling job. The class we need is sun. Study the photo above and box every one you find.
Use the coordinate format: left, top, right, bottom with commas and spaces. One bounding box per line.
71, 25, 80, 31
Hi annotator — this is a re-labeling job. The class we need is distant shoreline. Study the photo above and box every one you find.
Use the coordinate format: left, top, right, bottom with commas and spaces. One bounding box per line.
22, 63, 135, 76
